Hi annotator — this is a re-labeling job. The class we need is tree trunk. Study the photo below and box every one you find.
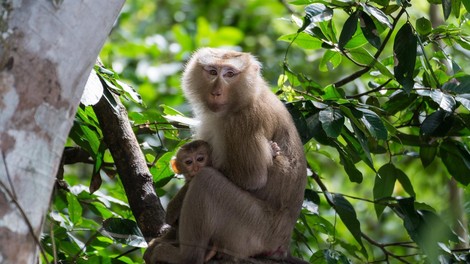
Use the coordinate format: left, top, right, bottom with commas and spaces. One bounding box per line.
0, 1, 124, 263
92, 91, 167, 240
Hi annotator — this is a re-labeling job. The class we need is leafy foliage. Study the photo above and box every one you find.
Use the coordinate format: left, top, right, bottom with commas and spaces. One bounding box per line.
43, 0, 470, 263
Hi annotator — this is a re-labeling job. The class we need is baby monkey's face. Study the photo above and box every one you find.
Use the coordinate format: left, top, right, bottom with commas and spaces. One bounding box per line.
181, 150, 209, 178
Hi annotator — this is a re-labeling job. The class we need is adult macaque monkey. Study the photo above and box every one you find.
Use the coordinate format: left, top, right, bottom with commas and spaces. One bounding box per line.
145, 48, 307, 264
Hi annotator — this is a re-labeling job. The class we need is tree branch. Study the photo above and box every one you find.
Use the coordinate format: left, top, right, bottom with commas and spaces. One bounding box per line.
93, 92, 166, 241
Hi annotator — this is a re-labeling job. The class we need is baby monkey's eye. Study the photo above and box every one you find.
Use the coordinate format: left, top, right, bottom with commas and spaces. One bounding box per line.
185, 160, 193, 165
196, 156, 205, 162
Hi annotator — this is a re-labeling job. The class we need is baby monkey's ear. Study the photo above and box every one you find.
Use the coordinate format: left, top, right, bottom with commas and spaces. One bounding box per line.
170, 158, 181, 174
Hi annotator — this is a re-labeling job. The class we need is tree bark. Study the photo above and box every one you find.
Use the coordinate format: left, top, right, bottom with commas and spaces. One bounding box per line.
0, 1, 124, 263
93, 91, 167, 240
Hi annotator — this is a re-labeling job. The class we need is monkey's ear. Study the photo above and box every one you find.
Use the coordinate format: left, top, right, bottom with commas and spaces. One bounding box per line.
170, 158, 181, 174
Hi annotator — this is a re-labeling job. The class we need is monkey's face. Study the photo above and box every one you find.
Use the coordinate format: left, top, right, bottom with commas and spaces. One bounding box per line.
183, 48, 262, 115
202, 65, 241, 113
181, 152, 209, 178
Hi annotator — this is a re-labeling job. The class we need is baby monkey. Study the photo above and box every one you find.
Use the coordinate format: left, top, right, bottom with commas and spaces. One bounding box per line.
166, 140, 217, 262
162, 139, 281, 262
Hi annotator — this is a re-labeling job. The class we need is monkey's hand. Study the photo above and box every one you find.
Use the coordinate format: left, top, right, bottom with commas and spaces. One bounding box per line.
269, 141, 281, 158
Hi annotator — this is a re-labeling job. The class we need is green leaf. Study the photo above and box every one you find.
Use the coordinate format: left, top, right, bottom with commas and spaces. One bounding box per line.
336, 145, 363, 183
319, 107, 344, 138
396, 197, 458, 261
81, 71, 104, 106
429, 90, 456, 112
102, 84, 120, 112
66, 192, 83, 225
456, 94, 470, 111
151, 151, 177, 188
341, 127, 375, 166
396, 169, 415, 197
383, 91, 418, 115
442, 0, 452, 20
359, 11, 381, 49
310, 249, 352, 263
161, 104, 185, 116
394, 23, 417, 93
361, 3, 392, 28
305, 4, 334, 23
116, 80, 143, 105
440, 140, 470, 186
319, 50, 342, 72
338, 11, 359, 50
358, 108, 388, 140
336, 144, 363, 183
419, 145, 437, 168
455, 75, 470, 94
69, 107, 102, 159
415, 17, 432, 35
287, 103, 313, 144
339, 105, 365, 132
371, 0, 389, 6
298, 3, 334, 32
319, 19, 338, 43
348, 47, 374, 65
278, 32, 323, 49
304, 189, 321, 205
323, 85, 345, 100
373, 59, 394, 78
331, 193, 367, 257
289, 0, 314, 5
374, 164, 397, 218
420, 110, 454, 137
306, 112, 334, 146
463, 0, 470, 12
101, 218, 146, 247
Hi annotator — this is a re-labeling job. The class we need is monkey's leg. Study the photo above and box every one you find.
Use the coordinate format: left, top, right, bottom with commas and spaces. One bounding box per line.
178, 167, 279, 264
166, 183, 189, 225
144, 240, 181, 264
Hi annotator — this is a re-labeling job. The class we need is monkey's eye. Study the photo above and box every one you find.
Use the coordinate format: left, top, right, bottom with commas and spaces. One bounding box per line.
209, 69, 218, 75
225, 71, 235, 77
184, 160, 193, 165
196, 156, 205, 162
203, 66, 218, 76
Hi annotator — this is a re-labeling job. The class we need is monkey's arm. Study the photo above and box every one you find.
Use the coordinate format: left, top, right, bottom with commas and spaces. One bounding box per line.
225, 136, 273, 190
166, 183, 189, 225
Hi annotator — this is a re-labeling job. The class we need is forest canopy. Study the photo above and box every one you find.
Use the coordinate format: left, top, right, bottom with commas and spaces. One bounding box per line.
42, 0, 470, 263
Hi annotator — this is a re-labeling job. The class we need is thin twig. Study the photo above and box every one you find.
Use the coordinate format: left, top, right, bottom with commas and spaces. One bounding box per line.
346, 79, 393, 99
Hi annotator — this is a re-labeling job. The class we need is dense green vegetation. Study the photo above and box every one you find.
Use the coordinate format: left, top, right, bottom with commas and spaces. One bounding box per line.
42, 0, 470, 263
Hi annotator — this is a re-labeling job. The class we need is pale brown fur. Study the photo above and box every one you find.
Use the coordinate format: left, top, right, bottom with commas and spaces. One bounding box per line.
144, 48, 307, 264
165, 140, 217, 262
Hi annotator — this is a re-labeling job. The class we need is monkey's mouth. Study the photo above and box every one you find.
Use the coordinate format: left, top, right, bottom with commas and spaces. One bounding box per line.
208, 103, 226, 113
207, 97, 228, 112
